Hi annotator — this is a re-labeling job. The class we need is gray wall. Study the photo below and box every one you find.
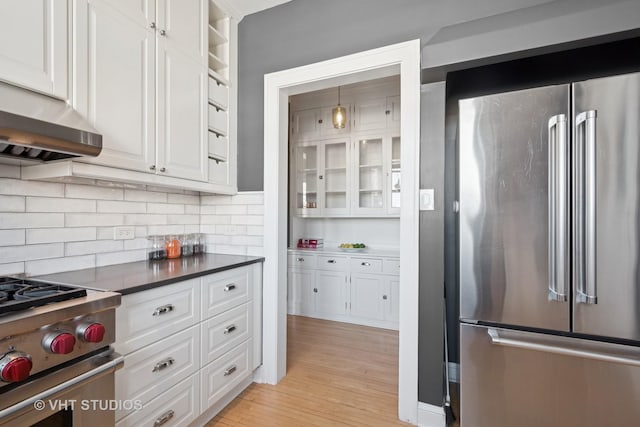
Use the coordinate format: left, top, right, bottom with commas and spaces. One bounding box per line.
237, 0, 554, 191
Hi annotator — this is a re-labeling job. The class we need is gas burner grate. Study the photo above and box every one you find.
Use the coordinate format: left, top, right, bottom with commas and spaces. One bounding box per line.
0, 278, 87, 315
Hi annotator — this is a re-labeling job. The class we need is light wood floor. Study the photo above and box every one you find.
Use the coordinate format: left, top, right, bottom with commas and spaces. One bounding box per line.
207, 315, 411, 426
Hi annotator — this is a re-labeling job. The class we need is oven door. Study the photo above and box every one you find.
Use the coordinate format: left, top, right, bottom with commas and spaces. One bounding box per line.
0, 350, 123, 427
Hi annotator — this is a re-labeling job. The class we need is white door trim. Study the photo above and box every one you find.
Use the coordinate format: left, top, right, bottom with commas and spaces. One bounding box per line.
261, 39, 421, 424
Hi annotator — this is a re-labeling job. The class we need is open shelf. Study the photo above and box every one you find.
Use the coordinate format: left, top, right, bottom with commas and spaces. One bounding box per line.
360, 189, 383, 193
208, 69, 229, 86
359, 164, 383, 169
208, 52, 228, 71
208, 24, 228, 46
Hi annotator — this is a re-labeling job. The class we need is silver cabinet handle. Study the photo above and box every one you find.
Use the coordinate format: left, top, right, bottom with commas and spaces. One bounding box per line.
575, 110, 598, 305
223, 365, 237, 376
327, 260, 336, 264
154, 409, 175, 427
547, 114, 568, 302
224, 284, 236, 292
150, 22, 156, 29
296, 257, 304, 262
361, 262, 371, 267
159, 29, 166, 36
152, 357, 175, 372
159, 167, 166, 172
149, 164, 156, 170
152, 304, 174, 316
223, 325, 236, 335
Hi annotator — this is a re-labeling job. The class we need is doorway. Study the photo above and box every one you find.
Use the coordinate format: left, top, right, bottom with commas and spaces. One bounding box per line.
261, 39, 421, 424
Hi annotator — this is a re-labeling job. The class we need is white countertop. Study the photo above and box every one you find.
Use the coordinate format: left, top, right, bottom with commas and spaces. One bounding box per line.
288, 247, 399, 258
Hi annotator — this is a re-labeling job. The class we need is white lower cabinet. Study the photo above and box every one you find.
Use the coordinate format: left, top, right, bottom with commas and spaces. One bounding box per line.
288, 250, 399, 329
116, 372, 200, 427
115, 263, 262, 424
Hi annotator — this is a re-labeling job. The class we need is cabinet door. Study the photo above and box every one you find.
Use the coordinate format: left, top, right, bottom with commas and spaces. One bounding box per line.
0, 0, 67, 98
291, 108, 321, 140
350, 273, 385, 321
385, 276, 400, 323
158, 0, 207, 64
156, 43, 208, 181
314, 271, 348, 316
74, 0, 156, 172
293, 143, 320, 216
388, 136, 401, 215
287, 268, 314, 315
321, 139, 350, 216
353, 97, 387, 131
354, 137, 385, 214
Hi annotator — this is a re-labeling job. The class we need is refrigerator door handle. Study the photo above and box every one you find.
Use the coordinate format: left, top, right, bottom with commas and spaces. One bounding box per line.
488, 328, 640, 367
575, 110, 598, 304
548, 114, 568, 302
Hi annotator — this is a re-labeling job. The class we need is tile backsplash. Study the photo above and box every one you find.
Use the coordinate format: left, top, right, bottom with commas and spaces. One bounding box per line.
0, 165, 264, 276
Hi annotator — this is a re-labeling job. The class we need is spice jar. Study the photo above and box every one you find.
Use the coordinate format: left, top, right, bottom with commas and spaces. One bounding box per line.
147, 235, 167, 261
193, 233, 205, 254
165, 234, 181, 259
180, 233, 194, 257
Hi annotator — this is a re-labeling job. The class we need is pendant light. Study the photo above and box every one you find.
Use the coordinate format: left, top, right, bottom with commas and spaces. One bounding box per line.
332, 86, 346, 129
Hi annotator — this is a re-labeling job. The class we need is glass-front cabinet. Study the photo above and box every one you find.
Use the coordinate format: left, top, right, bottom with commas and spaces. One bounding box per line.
292, 135, 398, 217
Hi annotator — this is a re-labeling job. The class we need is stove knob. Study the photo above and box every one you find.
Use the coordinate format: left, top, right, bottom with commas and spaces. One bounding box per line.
77, 323, 106, 343
44, 332, 76, 354
0, 352, 32, 383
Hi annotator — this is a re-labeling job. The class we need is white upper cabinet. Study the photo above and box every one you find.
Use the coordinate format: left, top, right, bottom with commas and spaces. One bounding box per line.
73, 0, 208, 182
0, 0, 67, 98
291, 107, 350, 141
353, 96, 400, 131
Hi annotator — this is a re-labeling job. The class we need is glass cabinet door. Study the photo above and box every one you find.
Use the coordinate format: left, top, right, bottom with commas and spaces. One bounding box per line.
322, 140, 348, 213
390, 136, 401, 211
356, 137, 384, 210
296, 145, 318, 213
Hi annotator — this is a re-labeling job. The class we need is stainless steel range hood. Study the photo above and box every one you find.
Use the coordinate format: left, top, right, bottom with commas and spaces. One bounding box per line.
0, 82, 102, 163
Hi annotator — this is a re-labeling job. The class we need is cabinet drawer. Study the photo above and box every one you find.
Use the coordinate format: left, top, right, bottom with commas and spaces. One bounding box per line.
350, 257, 382, 273
208, 158, 229, 184
317, 255, 349, 271
208, 77, 228, 110
287, 253, 317, 269
201, 339, 252, 411
202, 302, 252, 365
115, 325, 200, 421
116, 373, 199, 427
201, 266, 250, 319
383, 258, 400, 275
208, 132, 228, 161
116, 279, 200, 355
208, 104, 228, 135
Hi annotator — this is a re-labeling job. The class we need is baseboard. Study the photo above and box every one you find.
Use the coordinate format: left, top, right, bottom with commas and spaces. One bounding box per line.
418, 402, 446, 427
447, 362, 460, 383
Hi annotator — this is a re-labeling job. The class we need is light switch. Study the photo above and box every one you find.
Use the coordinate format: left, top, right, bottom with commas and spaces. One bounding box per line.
419, 189, 435, 211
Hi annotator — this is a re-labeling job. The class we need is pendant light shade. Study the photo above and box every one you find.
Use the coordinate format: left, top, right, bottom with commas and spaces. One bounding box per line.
332, 86, 346, 129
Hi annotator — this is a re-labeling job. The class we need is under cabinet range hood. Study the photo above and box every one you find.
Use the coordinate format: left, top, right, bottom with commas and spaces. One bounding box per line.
0, 81, 102, 163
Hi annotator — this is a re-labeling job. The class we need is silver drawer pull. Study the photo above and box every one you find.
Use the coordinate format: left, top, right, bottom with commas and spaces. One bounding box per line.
327, 260, 336, 264
152, 357, 175, 373
152, 304, 174, 316
296, 257, 304, 262
224, 365, 237, 376
223, 324, 236, 335
361, 262, 371, 266
154, 409, 175, 427
224, 284, 236, 292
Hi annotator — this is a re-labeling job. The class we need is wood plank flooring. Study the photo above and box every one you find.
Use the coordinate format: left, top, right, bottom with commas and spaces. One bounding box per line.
207, 315, 411, 426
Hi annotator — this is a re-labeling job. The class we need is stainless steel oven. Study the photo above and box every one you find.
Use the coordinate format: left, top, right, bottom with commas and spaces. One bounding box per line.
0, 278, 122, 427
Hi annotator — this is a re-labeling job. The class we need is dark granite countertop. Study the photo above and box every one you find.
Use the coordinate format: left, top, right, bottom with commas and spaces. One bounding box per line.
34, 253, 264, 295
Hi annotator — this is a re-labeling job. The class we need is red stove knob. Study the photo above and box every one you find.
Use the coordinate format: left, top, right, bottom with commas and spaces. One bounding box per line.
0, 352, 32, 383
44, 332, 76, 354
78, 323, 106, 343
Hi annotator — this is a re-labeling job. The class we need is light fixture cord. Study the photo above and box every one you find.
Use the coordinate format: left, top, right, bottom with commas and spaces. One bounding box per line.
338, 86, 341, 105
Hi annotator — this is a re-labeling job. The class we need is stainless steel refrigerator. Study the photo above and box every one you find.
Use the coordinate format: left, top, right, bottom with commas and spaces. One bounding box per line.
458, 71, 640, 426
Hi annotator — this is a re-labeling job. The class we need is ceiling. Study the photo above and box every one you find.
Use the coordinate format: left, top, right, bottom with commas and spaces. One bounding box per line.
233, 0, 292, 18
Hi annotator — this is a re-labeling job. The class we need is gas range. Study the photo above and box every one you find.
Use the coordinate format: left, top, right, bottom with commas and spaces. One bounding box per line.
0, 276, 121, 416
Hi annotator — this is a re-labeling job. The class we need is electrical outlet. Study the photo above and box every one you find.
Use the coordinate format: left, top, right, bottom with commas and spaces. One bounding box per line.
113, 226, 135, 240
419, 189, 435, 211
